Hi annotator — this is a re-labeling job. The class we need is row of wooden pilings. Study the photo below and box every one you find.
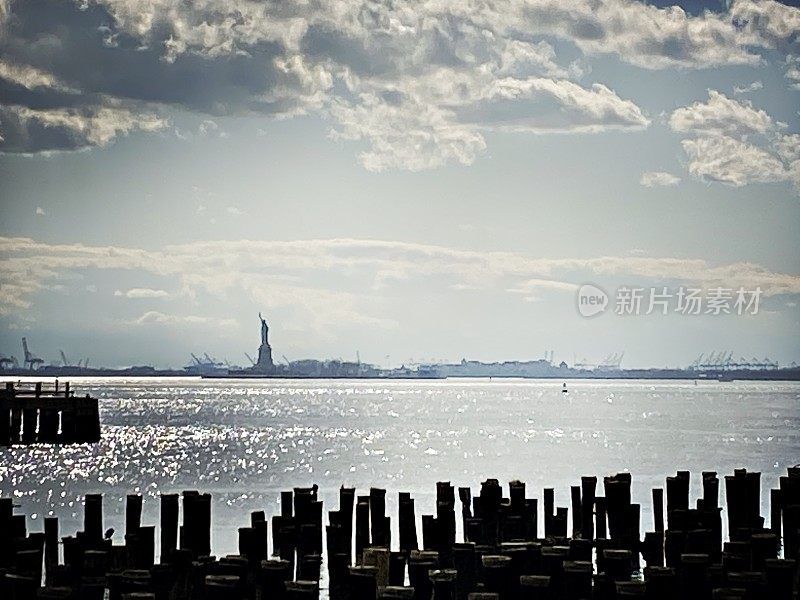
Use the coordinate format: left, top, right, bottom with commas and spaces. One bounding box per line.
0, 382, 101, 446
1, 467, 798, 600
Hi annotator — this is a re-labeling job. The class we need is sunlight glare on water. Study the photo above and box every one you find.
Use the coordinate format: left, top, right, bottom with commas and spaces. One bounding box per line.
1, 377, 798, 558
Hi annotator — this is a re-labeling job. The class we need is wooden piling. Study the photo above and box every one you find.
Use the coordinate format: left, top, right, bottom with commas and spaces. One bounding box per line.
399, 492, 419, 553
160, 494, 179, 561
84, 494, 103, 544
0, 467, 798, 600
127, 494, 143, 538
356, 496, 371, 564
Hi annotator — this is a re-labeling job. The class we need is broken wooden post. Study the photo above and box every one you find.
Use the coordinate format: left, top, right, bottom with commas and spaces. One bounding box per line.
84, 494, 103, 544
160, 494, 179, 561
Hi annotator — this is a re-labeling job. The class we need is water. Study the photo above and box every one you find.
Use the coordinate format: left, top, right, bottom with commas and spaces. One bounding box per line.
1, 377, 798, 559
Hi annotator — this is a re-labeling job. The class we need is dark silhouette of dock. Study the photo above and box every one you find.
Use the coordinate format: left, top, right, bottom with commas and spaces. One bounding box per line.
0, 381, 100, 446
1, 467, 798, 599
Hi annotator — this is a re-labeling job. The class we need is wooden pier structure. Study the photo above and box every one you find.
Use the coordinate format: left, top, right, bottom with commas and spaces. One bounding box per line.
0, 381, 100, 446
0, 467, 798, 599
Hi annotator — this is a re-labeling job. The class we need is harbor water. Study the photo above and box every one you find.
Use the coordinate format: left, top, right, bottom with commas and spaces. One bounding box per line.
0, 377, 798, 559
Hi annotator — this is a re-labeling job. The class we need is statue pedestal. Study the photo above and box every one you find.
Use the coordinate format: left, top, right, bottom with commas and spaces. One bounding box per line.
256, 343, 274, 373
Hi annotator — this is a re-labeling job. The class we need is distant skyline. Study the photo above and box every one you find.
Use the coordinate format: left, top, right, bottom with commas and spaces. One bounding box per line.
1, 0, 799, 368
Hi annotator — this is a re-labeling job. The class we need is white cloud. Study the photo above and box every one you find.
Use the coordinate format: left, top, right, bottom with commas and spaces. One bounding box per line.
0, 105, 168, 154
733, 81, 763, 96
670, 91, 800, 193
329, 94, 489, 172
115, 288, 170, 299
640, 171, 681, 187
0, 59, 73, 92
130, 311, 236, 328
226, 206, 243, 216
785, 55, 800, 90
669, 90, 776, 136
2, 236, 798, 329
4, 0, 768, 168
729, 0, 800, 46
681, 135, 788, 187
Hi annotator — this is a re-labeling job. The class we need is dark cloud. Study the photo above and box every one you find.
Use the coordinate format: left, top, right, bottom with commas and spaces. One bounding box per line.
0, 105, 78, 153
0, 0, 797, 167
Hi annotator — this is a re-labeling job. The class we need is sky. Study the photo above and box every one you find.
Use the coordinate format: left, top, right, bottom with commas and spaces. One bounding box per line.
0, 0, 799, 369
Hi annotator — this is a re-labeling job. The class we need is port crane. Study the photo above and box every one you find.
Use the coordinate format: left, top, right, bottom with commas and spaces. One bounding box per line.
690, 351, 779, 371
244, 352, 256, 366
0, 355, 17, 369
22, 337, 44, 370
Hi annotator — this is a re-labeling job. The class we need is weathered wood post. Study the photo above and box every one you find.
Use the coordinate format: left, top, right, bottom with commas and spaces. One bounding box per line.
21, 383, 40, 444
452, 542, 476, 600
541, 546, 569, 597
764, 558, 795, 599
160, 493, 179, 561
643, 565, 676, 599
678, 553, 710, 599
408, 550, 438, 600
519, 575, 550, 600
580, 476, 596, 541
570, 486, 581, 539
388, 551, 407, 587
260, 559, 292, 600
356, 496, 371, 565
437, 482, 456, 565
429, 569, 457, 600
126, 494, 143, 538
666, 472, 689, 531
370, 488, 388, 547
769, 488, 782, 538
84, 494, 103, 544
399, 492, 419, 553
458, 488, 472, 542
10, 402, 23, 444
349, 564, 378, 600
562, 560, 592, 600
341, 487, 355, 559
482, 555, 513, 600
779, 467, 800, 561
44, 516, 59, 583
0, 386, 10, 445
543, 489, 554, 539
595, 496, 607, 540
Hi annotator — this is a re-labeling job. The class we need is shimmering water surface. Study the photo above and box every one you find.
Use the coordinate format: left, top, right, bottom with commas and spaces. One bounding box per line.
1, 377, 798, 558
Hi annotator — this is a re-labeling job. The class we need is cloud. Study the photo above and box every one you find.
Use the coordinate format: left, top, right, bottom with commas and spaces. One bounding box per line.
785, 55, 800, 89
0, 104, 167, 154
729, 0, 800, 47
681, 135, 788, 187
4, 0, 789, 168
507, 1, 768, 70
130, 311, 235, 328
669, 90, 776, 137
640, 171, 681, 187
1, 236, 798, 331
506, 278, 579, 302
329, 74, 648, 170
733, 81, 763, 95
670, 90, 800, 193
115, 288, 170, 299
